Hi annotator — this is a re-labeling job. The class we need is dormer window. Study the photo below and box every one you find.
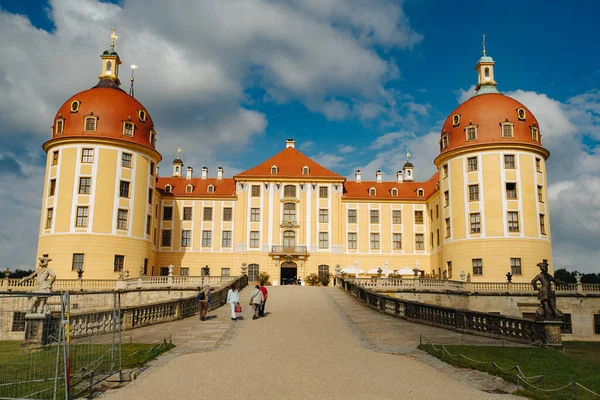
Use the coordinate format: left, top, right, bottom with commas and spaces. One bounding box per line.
186, 184, 193, 193
84, 116, 97, 132
123, 122, 134, 137
391, 188, 398, 197
530, 126, 539, 142
55, 119, 64, 134
71, 100, 80, 112
517, 108, 526, 121
501, 122, 514, 138
165, 184, 172, 193
302, 166, 309, 175
369, 187, 376, 196
271, 166, 278, 175
441, 134, 450, 150
465, 125, 477, 141
150, 129, 156, 146
417, 188, 424, 197
207, 185, 215, 194
452, 114, 461, 126
138, 110, 147, 122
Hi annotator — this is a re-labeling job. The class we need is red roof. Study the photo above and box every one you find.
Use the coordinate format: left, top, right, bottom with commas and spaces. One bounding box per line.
156, 177, 236, 197
235, 147, 344, 179
343, 173, 439, 200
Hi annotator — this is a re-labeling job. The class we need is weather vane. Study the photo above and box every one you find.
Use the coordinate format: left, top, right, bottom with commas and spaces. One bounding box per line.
482, 33, 486, 56
406, 150, 411, 162
110, 28, 118, 49
177, 147, 182, 159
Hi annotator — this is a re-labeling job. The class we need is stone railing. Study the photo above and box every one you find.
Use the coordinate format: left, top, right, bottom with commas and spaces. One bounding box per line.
340, 277, 543, 345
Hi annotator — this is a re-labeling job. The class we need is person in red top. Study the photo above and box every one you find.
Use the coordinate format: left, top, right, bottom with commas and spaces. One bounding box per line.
258, 283, 268, 317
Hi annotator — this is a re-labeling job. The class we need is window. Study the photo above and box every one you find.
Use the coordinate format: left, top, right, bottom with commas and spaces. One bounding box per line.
470, 213, 481, 233
119, 153, 132, 168
392, 210, 402, 224
52, 151, 59, 166
561, 314, 573, 334
146, 215, 151, 235
271, 166, 278, 174
183, 207, 192, 221
148, 188, 153, 205
139, 110, 146, 122
150, 130, 156, 146
445, 218, 451, 238
415, 234, 424, 250
466, 126, 477, 141
249, 231, 259, 248
48, 179, 56, 196
319, 232, 329, 249
77, 177, 90, 194
75, 206, 88, 227
150, 161, 155, 176
370, 233, 380, 250
369, 188, 376, 196
283, 203, 296, 222
203, 207, 213, 221
504, 154, 515, 169
348, 209, 357, 223
114, 255, 125, 272
222, 231, 232, 247
119, 181, 130, 198
393, 233, 402, 250
484, 67, 490, 78
417, 189, 424, 197
506, 182, 517, 199
84, 117, 97, 131
123, 122, 134, 137
248, 264, 260, 281
468, 184, 479, 201
180, 268, 189, 276
441, 135, 450, 150
106, 60, 112, 73
442, 164, 448, 178
436, 205, 439, 219
540, 214, 546, 235
206, 185, 213, 194
594, 314, 600, 335
163, 206, 173, 221
165, 184, 172, 194
452, 114, 460, 126
251, 185, 260, 197
284, 185, 297, 198
414, 210, 423, 224
250, 208, 260, 222
71, 100, 80, 112
467, 157, 478, 171
319, 186, 328, 198
510, 258, 522, 275
45, 208, 53, 229
302, 166, 309, 175
508, 211, 519, 232
181, 230, 191, 247
517, 108, 526, 120
283, 230, 295, 247
538, 186, 544, 202
221, 268, 231, 277
536, 158, 542, 173
56, 119, 64, 134
117, 209, 128, 230
370, 210, 379, 224
501, 123, 514, 138
202, 230, 212, 247
223, 207, 232, 221
81, 148, 94, 163
72, 253, 85, 271
472, 258, 483, 275
389, 187, 398, 198
430, 232, 433, 249
437, 229, 440, 246
530, 126, 539, 142
11, 312, 26, 332
319, 209, 328, 223
347, 233, 357, 249
447, 261, 453, 279
161, 230, 172, 246
444, 191, 449, 207
318, 265, 329, 281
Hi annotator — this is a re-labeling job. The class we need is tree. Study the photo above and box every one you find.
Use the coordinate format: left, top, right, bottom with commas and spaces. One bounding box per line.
305, 273, 320, 286
258, 272, 271, 286
553, 268, 576, 283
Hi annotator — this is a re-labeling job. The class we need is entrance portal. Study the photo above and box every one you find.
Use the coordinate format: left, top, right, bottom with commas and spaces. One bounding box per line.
280, 261, 298, 285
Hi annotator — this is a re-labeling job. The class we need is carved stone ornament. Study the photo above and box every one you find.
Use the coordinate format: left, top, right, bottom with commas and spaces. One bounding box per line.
280, 221, 299, 229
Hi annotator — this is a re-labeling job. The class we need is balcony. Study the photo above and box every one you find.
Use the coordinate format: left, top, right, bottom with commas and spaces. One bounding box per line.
270, 246, 308, 256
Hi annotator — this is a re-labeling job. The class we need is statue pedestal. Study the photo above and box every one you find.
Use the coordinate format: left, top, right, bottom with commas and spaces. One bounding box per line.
21, 314, 56, 352
536, 319, 563, 348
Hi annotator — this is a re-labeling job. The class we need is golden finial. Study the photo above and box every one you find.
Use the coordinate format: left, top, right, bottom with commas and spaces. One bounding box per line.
482, 34, 486, 56
177, 147, 182, 159
110, 28, 118, 49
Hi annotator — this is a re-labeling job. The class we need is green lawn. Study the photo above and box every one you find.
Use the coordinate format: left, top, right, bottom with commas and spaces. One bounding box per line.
418, 341, 600, 400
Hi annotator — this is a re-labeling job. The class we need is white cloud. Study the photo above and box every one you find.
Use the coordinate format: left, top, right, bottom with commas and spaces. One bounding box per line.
299, 141, 314, 151
338, 145, 355, 154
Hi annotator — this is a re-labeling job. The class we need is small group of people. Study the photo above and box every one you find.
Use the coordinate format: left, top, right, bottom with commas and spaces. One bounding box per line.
225, 283, 268, 320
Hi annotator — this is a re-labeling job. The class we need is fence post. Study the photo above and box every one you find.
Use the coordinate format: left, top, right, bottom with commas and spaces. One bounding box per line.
515, 366, 519, 391
572, 378, 577, 399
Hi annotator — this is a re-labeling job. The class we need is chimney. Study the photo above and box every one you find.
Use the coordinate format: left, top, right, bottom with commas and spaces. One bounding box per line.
217, 167, 223, 181
201, 167, 208, 180
285, 139, 295, 148
376, 170, 383, 184
186, 166, 193, 179
396, 170, 403, 183
355, 169, 362, 183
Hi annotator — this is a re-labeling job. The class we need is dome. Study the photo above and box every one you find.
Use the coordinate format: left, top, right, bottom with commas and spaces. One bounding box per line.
49, 84, 156, 149
440, 93, 542, 153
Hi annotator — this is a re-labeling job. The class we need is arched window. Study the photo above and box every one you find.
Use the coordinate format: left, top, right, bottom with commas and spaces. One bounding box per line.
271, 165, 278, 175
283, 230, 296, 247
302, 166, 309, 175
284, 185, 296, 198
186, 184, 193, 193
207, 185, 215, 193
165, 184, 172, 193
484, 67, 490, 78
175, 166, 180, 173
106, 60, 112, 74
84, 117, 97, 131
123, 122, 134, 137
369, 187, 376, 196
318, 265, 330, 282
248, 264, 259, 281
283, 203, 296, 222
417, 188, 424, 197
391, 188, 398, 197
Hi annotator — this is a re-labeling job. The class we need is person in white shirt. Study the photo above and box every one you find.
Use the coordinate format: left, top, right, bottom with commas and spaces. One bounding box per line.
226, 286, 240, 321
249, 285, 264, 320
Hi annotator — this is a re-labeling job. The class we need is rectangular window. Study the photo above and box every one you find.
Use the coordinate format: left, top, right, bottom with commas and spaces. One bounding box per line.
181, 230, 191, 247
502, 124, 514, 138
202, 230, 212, 247
150, 161, 155, 176
347, 233, 357, 249
530, 127, 539, 142
561, 314, 573, 334
146, 215, 151, 235
251, 185, 260, 197
319, 186, 328, 198
536, 158, 542, 173
161, 230, 172, 246
392, 210, 402, 224
122, 152, 132, 168
470, 213, 481, 233
393, 233, 402, 250
221, 268, 231, 277
183, 207, 192, 221
223, 207, 233, 221
504, 154, 515, 169
508, 211, 519, 232
370, 233, 380, 250
79, 177, 91, 194
445, 218, 451, 238
436, 229, 440, 246
11, 312, 26, 332
414, 210, 423, 224
85, 117, 97, 131
119, 181, 130, 198
81, 148, 94, 163
444, 191, 449, 207
49, 179, 56, 196
540, 214, 546, 235
348, 209, 357, 223
117, 209, 128, 230
45, 208, 53, 229
467, 157, 478, 171
319, 209, 328, 223
203, 207, 213, 221
468, 184, 479, 201
148, 188, 153, 204
283, 203, 296, 222
319, 232, 329, 249
594, 314, 600, 334
163, 206, 173, 221
251, 208, 260, 222
72, 253, 85, 271
113, 255, 125, 272
75, 206, 88, 227
222, 231, 232, 247
466, 127, 477, 141
443, 164, 448, 178
180, 267, 189, 276
284, 185, 296, 197
370, 209, 379, 224
510, 258, 522, 275
538, 186, 544, 202
436, 205, 439, 219
472, 258, 483, 275
415, 234, 424, 250
249, 231, 259, 248
52, 151, 59, 166
506, 182, 517, 199
430, 209, 433, 222
430, 232, 434, 249
447, 261, 453, 279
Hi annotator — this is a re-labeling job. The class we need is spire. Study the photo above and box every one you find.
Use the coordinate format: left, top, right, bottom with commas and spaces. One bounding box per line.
98, 28, 122, 86
474, 34, 499, 95
172, 148, 183, 177
403, 150, 414, 181
482, 33, 486, 57
129, 65, 137, 97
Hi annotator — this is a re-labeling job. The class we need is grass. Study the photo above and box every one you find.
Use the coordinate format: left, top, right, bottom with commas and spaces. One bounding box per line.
418, 341, 600, 400
0, 340, 175, 399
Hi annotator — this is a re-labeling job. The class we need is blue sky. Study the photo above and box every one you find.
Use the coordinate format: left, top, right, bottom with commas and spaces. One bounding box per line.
0, 0, 599, 272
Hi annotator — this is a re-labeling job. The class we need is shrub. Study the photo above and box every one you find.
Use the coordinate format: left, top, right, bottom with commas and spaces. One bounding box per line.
387, 273, 402, 279
320, 273, 332, 286
258, 271, 271, 286
305, 273, 320, 286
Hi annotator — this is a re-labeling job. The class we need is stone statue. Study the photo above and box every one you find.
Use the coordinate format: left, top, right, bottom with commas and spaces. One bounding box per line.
139, 265, 145, 277
376, 268, 383, 278
506, 272, 513, 283
466, 273, 471, 283
460, 270, 465, 282
18, 256, 56, 314
531, 260, 563, 320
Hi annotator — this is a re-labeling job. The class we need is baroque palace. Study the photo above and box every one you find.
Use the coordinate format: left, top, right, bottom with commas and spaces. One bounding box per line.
37, 37, 552, 284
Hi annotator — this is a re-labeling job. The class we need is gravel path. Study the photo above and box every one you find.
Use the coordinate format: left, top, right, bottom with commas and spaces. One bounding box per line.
102, 286, 519, 399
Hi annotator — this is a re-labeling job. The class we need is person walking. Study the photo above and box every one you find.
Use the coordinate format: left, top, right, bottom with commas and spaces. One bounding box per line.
249, 285, 264, 320
227, 286, 240, 321
258, 283, 268, 317
197, 287, 209, 321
